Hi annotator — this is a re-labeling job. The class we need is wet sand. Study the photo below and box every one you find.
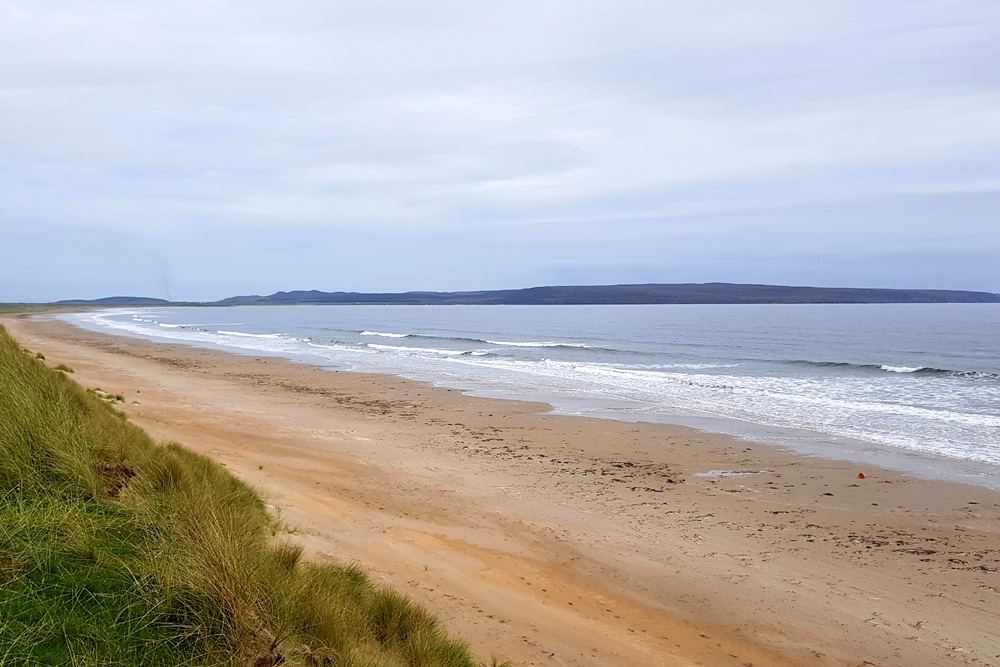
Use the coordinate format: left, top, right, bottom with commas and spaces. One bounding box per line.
5, 313, 1000, 666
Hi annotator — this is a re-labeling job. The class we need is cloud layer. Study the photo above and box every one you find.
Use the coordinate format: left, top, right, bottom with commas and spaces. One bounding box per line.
2, 1, 999, 300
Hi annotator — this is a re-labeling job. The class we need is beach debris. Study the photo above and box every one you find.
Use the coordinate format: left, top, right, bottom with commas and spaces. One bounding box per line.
858, 472, 866, 479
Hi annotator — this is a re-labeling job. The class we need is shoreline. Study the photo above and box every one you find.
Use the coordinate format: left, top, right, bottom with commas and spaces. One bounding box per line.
5, 313, 1000, 666
63, 307, 1000, 492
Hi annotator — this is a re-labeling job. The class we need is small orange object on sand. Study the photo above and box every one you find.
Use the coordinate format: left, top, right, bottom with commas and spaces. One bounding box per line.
858, 472, 866, 479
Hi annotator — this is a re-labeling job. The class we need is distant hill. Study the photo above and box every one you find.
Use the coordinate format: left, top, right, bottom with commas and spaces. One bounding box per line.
217, 283, 1000, 305
8, 284, 997, 308
53, 296, 172, 306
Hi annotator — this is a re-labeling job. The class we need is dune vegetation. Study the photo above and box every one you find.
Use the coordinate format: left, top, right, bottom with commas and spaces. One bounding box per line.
0, 324, 492, 667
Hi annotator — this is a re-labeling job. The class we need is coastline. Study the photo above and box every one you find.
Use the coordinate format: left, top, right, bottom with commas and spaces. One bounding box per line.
63, 304, 1000, 492
5, 313, 1000, 666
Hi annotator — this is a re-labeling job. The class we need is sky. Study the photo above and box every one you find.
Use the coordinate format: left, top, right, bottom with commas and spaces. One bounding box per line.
1, 1, 999, 302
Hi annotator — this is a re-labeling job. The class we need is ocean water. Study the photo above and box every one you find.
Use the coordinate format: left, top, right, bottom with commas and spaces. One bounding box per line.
64, 304, 1000, 487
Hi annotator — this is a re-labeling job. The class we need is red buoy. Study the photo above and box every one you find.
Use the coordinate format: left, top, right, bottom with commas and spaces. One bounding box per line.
858, 472, 866, 479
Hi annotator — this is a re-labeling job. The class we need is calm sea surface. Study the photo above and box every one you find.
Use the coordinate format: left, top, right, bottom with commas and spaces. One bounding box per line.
65, 304, 1000, 487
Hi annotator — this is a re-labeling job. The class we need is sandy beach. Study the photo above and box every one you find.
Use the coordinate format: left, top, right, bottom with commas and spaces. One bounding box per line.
4, 313, 999, 667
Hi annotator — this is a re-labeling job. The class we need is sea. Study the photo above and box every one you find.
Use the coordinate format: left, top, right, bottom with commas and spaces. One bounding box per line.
63, 304, 1000, 489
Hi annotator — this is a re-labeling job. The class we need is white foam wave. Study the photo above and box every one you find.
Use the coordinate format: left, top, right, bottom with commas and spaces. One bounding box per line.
306, 341, 362, 353
485, 339, 589, 348
436, 354, 1000, 462
217, 330, 282, 339
360, 331, 409, 338
366, 343, 465, 356
643, 363, 742, 370
881, 365, 923, 373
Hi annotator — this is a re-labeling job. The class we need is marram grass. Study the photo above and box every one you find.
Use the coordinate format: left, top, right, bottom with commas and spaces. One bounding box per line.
0, 325, 501, 667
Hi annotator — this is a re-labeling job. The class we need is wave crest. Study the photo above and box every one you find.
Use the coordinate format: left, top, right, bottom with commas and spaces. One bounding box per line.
787, 359, 998, 380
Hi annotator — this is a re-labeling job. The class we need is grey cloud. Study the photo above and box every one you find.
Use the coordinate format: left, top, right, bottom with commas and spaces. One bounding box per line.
1, 1, 998, 300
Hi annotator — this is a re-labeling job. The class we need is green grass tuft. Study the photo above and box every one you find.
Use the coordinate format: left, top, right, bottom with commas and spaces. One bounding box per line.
0, 324, 493, 666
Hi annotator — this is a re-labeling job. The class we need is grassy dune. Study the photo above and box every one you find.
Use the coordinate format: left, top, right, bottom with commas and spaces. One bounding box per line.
0, 324, 493, 667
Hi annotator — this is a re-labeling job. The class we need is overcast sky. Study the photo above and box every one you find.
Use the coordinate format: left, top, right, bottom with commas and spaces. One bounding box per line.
2, 1, 999, 301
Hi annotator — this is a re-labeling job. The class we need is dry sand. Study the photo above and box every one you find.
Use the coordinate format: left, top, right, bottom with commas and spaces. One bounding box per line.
4, 313, 1000, 666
